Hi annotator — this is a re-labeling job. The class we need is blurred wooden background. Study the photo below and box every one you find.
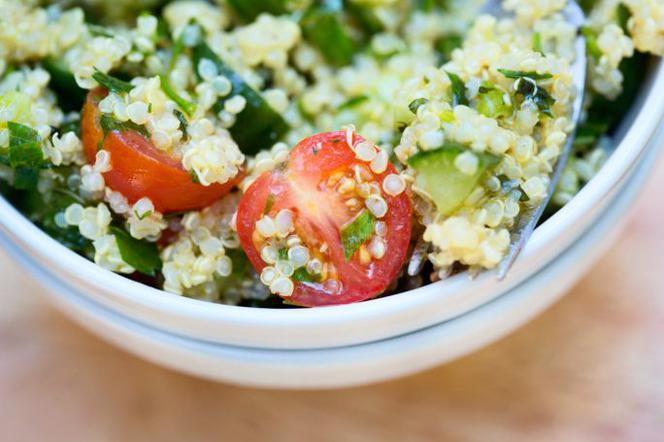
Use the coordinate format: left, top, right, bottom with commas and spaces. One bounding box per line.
1, 156, 663, 442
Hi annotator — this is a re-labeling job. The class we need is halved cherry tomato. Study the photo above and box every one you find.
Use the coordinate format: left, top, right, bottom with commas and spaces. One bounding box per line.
237, 131, 412, 307
81, 89, 241, 213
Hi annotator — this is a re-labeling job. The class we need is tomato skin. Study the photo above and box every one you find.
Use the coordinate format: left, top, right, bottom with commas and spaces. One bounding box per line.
81, 89, 241, 213
237, 131, 412, 307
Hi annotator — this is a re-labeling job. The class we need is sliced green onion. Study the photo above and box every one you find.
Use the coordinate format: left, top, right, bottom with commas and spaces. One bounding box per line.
159, 74, 196, 117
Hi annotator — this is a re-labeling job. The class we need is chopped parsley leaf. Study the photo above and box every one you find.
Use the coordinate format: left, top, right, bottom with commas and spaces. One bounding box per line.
408, 98, 429, 115
292, 267, 320, 283
110, 226, 162, 276
341, 209, 375, 261
264, 193, 275, 214
6, 122, 45, 190
497, 69, 553, 80
92, 69, 133, 94
100, 113, 150, 139
445, 71, 468, 106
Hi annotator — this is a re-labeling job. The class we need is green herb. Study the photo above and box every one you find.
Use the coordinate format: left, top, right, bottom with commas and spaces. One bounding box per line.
88, 24, 114, 38
59, 119, 81, 137
580, 27, 602, 61
159, 74, 196, 117
617, 3, 631, 35
100, 114, 150, 139
278, 247, 289, 261
292, 267, 320, 283
17, 184, 90, 254
573, 121, 609, 148
92, 69, 133, 94
341, 209, 375, 261
226, 0, 289, 21
514, 77, 555, 118
110, 226, 162, 276
497, 69, 553, 80
583, 51, 646, 134
416, 0, 450, 11
345, 1, 384, 36
174, 109, 188, 138
264, 193, 275, 214
408, 98, 429, 115
435, 34, 462, 63
339, 95, 369, 111
6, 122, 45, 190
190, 170, 200, 183
533, 32, 544, 55
134, 209, 153, 221
446, 71, 468, 106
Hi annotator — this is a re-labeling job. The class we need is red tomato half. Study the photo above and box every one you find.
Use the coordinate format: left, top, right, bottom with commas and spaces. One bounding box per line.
81, 89, 241, 213
237, 131, 412, 307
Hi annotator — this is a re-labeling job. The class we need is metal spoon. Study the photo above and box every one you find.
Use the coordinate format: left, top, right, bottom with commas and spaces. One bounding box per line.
481, 0, 588, 279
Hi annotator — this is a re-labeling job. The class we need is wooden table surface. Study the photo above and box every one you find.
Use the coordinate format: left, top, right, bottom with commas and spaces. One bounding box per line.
1, 157, 663, 442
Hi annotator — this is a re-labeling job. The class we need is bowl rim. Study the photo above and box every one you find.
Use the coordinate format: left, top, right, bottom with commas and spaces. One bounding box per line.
9, 131, 660, 389
0, 60, 663, 334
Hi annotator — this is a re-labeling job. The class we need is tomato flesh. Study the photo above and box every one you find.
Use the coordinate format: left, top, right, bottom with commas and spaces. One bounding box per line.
81, 89, 240, 213
237, 131, 412, 307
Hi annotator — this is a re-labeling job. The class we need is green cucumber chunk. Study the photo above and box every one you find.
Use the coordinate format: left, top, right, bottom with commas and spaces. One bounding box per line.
301, 0, 356, 67
408, 144, 501, 216
42, 58, 87, 112
226, 0, 289, 22
192, 42, 289, 155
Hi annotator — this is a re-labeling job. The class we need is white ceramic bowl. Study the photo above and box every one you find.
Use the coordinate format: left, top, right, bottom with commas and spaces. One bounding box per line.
0, 61, 662, 351
3, 127, 660, 389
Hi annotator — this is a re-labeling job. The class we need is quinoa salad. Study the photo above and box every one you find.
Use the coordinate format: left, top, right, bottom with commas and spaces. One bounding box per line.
0, 0, 661, 307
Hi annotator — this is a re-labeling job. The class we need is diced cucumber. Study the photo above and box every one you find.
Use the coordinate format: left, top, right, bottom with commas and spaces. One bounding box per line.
193, 42, 290, 155
42, 58, 86, 112
476, 84, 513, 119
435, 33, 463, 63
346, 1, 384, 35
0, 91, 32, 126
301, 0, 356, 67
408, 144, 501, 216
